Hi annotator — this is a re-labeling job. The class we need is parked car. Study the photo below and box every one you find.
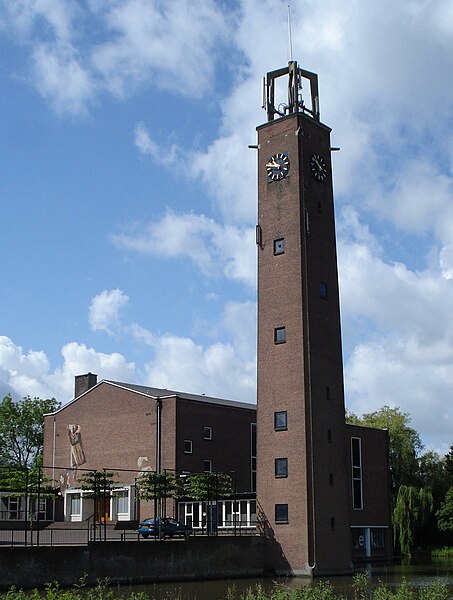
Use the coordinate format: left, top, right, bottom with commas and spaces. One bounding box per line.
138, 517, 192, 539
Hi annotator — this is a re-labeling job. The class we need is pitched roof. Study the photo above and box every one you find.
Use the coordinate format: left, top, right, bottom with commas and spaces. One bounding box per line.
105, 380, 256, 411
44, 379, 256, 416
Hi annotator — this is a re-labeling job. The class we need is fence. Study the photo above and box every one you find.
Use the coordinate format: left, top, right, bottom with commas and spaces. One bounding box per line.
0, 464, 258, 546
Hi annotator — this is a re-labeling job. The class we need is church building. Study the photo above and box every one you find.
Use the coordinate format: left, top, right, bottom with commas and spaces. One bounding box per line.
37, 61, 392, 576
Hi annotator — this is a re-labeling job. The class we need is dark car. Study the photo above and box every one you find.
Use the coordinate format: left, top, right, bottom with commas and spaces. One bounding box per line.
138, 517, 192, 539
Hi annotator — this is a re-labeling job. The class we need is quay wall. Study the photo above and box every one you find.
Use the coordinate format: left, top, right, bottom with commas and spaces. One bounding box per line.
0, 537, 266, 589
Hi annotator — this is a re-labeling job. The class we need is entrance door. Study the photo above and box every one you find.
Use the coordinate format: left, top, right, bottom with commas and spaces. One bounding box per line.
97, 497, 110, 522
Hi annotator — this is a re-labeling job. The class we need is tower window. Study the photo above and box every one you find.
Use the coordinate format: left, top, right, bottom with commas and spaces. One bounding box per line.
326, 387, 331, 401
273, 238, 285, 255
331, 517, 336, 530
274, 411, 288, 431
320, 282, 328, 298
329, 473, 333, 486
327, 429, 332, 443
275, 458, 288, 478
275, 504, 288, 524
274, 327, 286, 344
351, 437, 363, 510
251, 423, 257, 492
184, 440, 193, 454
204, 426, 212, 440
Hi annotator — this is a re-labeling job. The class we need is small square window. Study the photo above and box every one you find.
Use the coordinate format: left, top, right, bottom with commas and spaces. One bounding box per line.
275, 458, 288, 478
275, 504, 288, 524
273, 238, 285, 255
274, 327, 286, 344
274, 411, 287, 431
204, 426, 212, 440
184, 440, 193, 454
320, 282, 328, 298
204, 460, 212, 473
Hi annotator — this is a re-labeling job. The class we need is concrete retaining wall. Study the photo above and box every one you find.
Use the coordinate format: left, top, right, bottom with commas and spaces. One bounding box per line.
0, 537, 266, 589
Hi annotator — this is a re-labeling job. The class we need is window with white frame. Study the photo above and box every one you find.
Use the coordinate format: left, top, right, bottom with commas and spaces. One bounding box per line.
69, 493, 81, 519
37, 498, 47, 520
203, 426, 212, 440
179, 499, 256, 529
351, 437, 363, 510
204, 460, 212, 473
7, 497, 20, 520
184, 440, 193, 454
116, 490, 128, 515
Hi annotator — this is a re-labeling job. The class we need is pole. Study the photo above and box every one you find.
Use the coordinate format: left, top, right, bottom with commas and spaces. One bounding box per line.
103, 469, 107, 542
24, 467, 29, 547
156, 398, 162, 474
37, 466, 41, 547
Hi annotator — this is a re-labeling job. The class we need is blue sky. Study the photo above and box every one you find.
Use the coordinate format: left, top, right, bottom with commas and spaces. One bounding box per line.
1, 0, 453, 454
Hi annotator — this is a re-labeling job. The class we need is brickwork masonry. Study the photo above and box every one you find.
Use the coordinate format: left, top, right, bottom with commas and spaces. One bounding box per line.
0, 537, 265, 589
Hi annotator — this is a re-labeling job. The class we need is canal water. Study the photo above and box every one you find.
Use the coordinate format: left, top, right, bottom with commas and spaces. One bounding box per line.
122, 558, 453, 599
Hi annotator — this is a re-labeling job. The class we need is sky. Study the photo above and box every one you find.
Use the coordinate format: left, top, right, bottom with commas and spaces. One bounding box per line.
1, 0, 453, 455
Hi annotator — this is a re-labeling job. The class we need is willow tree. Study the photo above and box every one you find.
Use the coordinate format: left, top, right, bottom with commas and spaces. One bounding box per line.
392, 485, 433, 555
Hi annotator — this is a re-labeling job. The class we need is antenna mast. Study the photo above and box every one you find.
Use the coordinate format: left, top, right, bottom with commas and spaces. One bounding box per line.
287, 4, 294, 62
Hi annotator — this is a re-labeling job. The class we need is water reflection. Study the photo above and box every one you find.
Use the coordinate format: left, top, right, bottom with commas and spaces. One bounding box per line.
121, 558, 453, 600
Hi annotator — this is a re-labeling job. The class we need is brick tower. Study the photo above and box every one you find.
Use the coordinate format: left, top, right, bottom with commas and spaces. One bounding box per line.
256, 62, 352, 575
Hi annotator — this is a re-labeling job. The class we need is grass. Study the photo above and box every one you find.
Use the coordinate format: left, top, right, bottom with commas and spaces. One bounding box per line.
0, 575, 451, 600
432, 547, 453, 558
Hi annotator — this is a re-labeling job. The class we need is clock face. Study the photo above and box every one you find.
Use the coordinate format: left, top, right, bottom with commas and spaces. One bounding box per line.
310, 154, 327, 183
266, 153, 290, 182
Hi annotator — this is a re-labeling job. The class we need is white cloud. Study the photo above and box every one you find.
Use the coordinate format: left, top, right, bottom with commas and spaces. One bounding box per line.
0, 336, 137, 404
31, 43, 95, 116
345, 337, 453, 452
337, 212, 453, 450
90, 0, 229, 99
89, 289, 129, 335
144, 334, 255, 403
0, 0, 78, 42
133, 122, 180, 165
112, 211, 256, 287
47, 341, 137, 400
1, 0, 231, 115
134, 122, 160, 158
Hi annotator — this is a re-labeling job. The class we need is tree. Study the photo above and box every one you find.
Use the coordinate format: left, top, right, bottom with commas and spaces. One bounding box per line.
78, 470, 119, 522
0, 395, 60, 470
182, 472, 233, 501
392, 485, 433, 556
346, 406, 422, 490
443, 444, 453, 488
436, 487, 453, 533
137, 471, 179, 501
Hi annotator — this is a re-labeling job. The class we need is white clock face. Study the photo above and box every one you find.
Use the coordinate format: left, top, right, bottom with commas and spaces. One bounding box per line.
310, 154, 327, 182
266, 153, 290, 182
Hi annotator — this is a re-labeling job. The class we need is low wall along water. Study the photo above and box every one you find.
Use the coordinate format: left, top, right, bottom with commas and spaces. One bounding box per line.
0, 537, 266, 589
